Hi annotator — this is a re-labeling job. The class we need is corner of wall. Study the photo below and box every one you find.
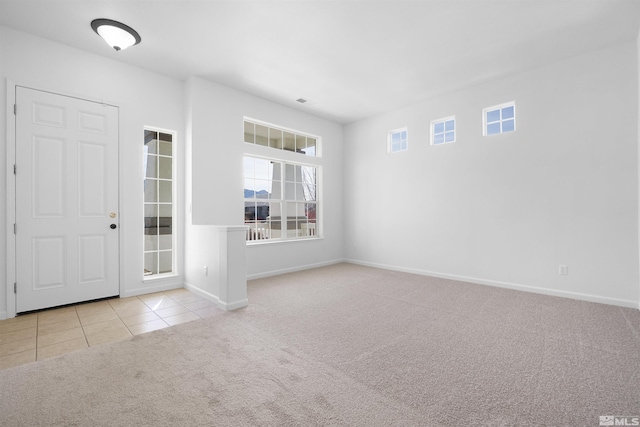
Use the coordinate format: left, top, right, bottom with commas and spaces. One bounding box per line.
637, 25, 640, 311
3, 79, 16, 318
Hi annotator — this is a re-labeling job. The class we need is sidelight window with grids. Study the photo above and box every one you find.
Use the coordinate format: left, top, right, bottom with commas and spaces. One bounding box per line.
143, 129, 175, 277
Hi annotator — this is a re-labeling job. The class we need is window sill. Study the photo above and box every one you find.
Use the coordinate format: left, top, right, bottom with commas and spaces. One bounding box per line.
246, 236, 323, 246
143, 272, 178, 281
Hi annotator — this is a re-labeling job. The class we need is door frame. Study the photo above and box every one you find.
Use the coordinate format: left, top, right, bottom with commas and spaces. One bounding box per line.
5, 80, 123, 318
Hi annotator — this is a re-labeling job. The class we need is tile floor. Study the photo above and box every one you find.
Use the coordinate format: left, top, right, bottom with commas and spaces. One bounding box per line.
0, 288, 223, 370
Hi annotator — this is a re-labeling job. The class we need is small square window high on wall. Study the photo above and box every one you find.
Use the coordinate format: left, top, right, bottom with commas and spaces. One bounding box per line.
431, 116, 455, 145
388, 128, 408, 153
483, 102, 516, 136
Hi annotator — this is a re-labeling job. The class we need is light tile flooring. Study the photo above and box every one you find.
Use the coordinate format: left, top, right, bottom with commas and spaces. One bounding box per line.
0, 288, 223, 370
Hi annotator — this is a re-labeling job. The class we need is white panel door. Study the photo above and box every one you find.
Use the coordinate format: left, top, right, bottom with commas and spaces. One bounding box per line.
15, 87, 119, 312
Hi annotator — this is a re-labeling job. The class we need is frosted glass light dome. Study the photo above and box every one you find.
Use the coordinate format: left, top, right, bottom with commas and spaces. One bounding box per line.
91, 19, 141, 51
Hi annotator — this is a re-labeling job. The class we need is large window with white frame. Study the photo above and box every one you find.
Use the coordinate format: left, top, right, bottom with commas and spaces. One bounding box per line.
143, 129, 175, 277
243, 119, 320, 242
244, 156, 318, 242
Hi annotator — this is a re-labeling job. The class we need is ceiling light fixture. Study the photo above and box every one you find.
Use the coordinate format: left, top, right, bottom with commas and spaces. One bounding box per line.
91, 19, 141, 51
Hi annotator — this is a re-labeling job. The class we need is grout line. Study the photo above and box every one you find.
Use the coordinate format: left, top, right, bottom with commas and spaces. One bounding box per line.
2, 289, 216, 369
35, 312, 39, 362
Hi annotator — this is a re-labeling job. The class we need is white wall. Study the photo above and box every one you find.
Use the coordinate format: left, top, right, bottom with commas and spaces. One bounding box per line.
184, 77, 344, 280
344, 41, 640, 308
2, 25, 636, 316
183, 225, 247, 310
0, 26, 186, 317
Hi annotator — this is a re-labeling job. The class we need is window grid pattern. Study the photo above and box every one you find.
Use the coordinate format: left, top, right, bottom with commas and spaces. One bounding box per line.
388, 128, 408, 153
484, 102, 516, 136
244, 156, 318, 242
244, 120, 317, 157
143, 130, 174, 277
432, 117, 455, 145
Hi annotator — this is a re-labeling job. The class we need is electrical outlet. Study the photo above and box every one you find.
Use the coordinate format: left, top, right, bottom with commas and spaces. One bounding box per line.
559, 265, 568, 275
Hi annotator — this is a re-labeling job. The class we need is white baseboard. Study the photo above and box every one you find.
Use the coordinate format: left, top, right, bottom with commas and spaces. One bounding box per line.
121, 282, 184, 298
222, 299, 249, 311
247, 259, 345, 281
345, 259, 640, 310
183, 282, 248, 311
183, 282, 219, 305
0, 311, 7, 320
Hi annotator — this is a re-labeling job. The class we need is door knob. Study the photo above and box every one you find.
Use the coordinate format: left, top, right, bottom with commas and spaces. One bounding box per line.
110, 224, 117, 229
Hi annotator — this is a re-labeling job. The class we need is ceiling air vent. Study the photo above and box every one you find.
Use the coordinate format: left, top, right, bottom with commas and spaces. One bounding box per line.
296, 98, 317, 106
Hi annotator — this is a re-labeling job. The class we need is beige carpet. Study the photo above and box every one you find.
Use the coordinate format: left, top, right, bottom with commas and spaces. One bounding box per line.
1, 263, 639, 426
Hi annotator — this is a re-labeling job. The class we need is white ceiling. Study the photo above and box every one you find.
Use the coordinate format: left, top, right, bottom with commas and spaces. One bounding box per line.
1, 0, 639, 124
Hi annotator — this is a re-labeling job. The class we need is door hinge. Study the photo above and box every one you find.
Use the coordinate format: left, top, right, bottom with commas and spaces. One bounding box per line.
13, 223, 16, 234
13, 104, 16, 115
13, 164, 16, 175
14, 283, 17, 294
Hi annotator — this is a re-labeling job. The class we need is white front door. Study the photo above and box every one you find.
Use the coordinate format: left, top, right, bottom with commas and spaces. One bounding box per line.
15, 87, 120, 313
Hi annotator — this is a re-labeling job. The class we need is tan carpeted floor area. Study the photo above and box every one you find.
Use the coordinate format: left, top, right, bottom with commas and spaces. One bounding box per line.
0, 263, 638, 426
